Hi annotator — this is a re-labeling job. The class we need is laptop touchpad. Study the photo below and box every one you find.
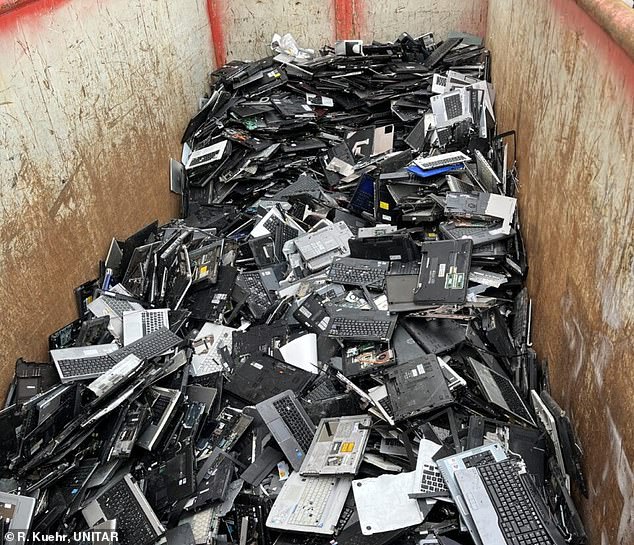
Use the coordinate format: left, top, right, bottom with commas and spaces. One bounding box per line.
271, 420, 292, 442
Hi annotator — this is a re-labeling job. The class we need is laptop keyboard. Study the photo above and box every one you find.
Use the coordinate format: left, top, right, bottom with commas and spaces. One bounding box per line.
141, 312, 165, 336
303, 377, 340, 403
287, 477, 333, 526
422, 37, 462, 68
417, 151, 468, 170
263, 216, 299, 243
109, 328, 181, 363
490, 372, 533, 421
196, 352, 225, 376
478, 460, 551, 545
297, 235, 340, 261
57, 355, 115, 379
419, 464, 448, 493
105, 296, 135, 316
329, 317, 393, 341
378, 396, 394, 417
189, 149, 222, 168
239, 272, 271, 308
150, 394, 173, 424
273, 398, 315, 451
444, 93, 463, 119
463, 450, 496, 468
328, 258, 388, 289
99, 478, 158, 545
273, 175, 320, 199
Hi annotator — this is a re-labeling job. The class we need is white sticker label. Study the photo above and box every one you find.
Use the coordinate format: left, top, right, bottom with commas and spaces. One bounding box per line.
318, 317, 330, 331
250, 362, 263, 370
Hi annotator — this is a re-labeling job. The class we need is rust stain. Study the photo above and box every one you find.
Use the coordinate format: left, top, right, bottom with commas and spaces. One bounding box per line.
0, 138, 179, 400
0, 0, 214, 400
486, 1, 634, 543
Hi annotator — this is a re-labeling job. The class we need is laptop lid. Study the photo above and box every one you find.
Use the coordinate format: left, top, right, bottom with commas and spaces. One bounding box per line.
469, 358, 535, 426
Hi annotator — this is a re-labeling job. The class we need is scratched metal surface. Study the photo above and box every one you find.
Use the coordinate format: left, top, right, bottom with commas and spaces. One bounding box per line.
0, 0, 214, 396
363, 0, 487, 43
487, 1, 634, 543
220, 0, 335, 61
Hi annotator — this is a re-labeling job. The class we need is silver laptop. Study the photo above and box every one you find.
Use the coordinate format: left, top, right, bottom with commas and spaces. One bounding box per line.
82, 473, 164, 544
190, 323, 235, 377
51, 343, 119, 384
266, 471, 351, 534
122, 309, 169, 346
531, 390, 569, 490
430, 88, 472, 127
474, 149, 502, 193
185, 140, 228, 170
293, 221, 353, 272
256, 390, 316, 472
0, 491, 36, 545
87, 284, 144, 339
437, 443, 507, 545
454, 459, 565, 545
136, 387, 181, 451
300, 415, 371, 476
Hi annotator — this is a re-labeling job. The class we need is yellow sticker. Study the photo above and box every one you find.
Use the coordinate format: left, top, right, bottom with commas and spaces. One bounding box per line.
341, 442, 355, 453
200, 265, 208, 274
379, 201, 390, 210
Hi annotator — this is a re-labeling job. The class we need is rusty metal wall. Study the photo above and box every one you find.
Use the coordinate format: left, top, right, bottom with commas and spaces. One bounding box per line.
0, 0, 215, 396
2, 0, 630, 541
486, 1, 634, 543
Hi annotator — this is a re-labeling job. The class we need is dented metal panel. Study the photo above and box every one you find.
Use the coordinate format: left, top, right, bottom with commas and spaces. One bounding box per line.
486, 1, 634, 543
0, 0, 214, 395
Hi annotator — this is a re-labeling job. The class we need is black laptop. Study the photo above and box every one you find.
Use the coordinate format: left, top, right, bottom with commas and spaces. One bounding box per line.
414, 240, 472, 305
224, 354, 314, 404
385, 355, 453, 421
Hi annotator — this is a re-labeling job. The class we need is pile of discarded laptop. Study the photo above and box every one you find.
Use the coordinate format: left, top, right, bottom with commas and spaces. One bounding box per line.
1, 32, 588, 545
